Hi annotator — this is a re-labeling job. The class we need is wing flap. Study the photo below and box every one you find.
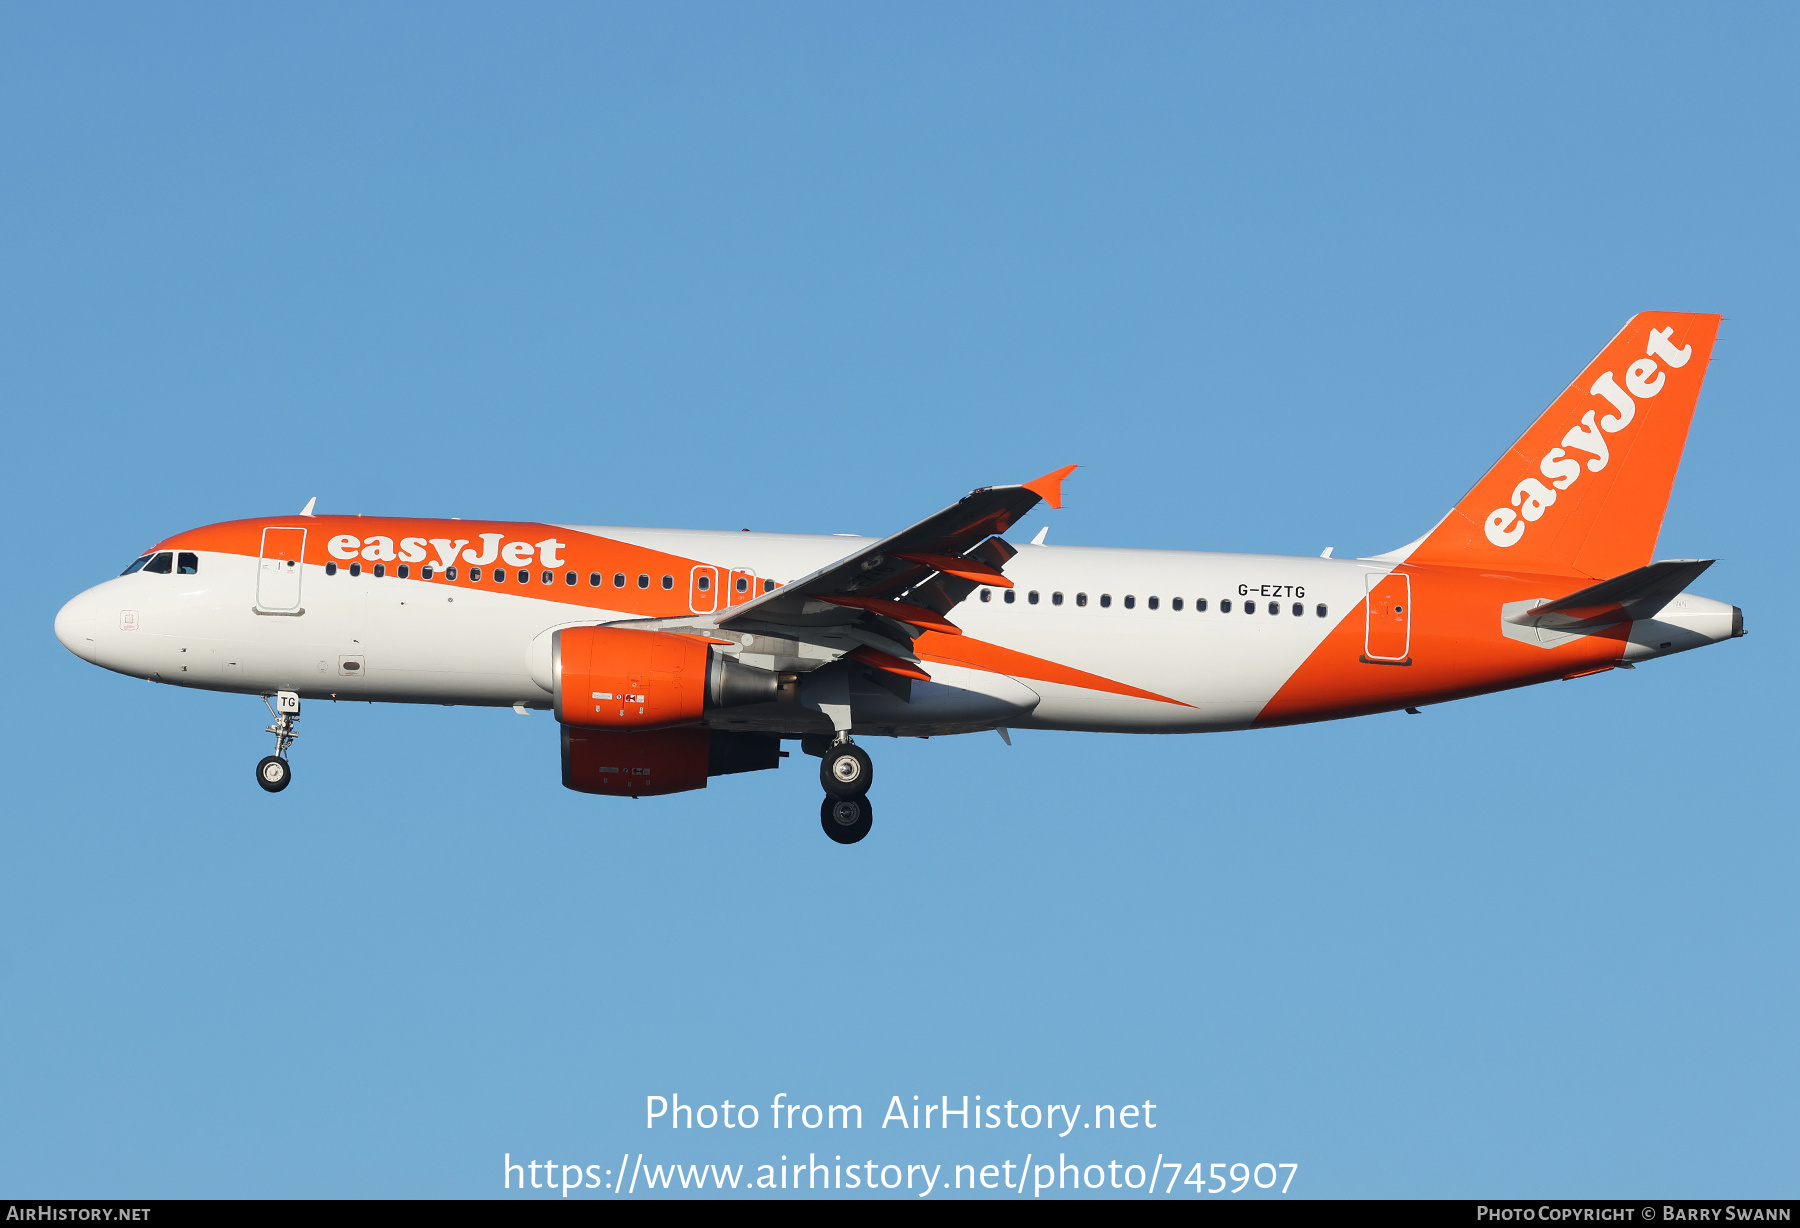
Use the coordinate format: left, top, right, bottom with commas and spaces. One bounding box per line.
717, 466, 1073, 634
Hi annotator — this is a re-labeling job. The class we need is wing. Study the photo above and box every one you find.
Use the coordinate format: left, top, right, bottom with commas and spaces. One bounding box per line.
717, 465, 1076, 644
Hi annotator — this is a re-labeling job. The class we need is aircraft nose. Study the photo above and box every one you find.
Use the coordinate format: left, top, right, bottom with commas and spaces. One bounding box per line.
54, 590, 100, 662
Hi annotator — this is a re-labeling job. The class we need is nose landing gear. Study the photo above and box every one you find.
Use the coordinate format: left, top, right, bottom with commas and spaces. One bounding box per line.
256, 691, 300, 794
807, 734, 874, 844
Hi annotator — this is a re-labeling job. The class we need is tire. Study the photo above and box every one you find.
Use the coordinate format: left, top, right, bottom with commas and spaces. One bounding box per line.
255, 755, 291, 793
820, 794, 873, 845
819, 743, 873, 797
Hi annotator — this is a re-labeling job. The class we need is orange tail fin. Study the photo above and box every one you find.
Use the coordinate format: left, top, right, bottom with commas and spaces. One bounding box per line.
1404, 311, 1720, 579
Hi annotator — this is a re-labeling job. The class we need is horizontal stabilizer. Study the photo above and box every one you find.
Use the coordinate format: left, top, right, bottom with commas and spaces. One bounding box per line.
1510, 559, 1714, 631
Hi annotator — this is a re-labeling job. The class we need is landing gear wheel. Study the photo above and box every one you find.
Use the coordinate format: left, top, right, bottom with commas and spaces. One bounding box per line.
255, 755, 291, 793
820, 743, 873, 797
821, 794, 873, 844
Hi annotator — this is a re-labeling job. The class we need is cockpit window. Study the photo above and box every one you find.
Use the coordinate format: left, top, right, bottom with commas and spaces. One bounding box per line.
142, 552, 173, 574
121, 555, 152, 576
177, 552, 199, 575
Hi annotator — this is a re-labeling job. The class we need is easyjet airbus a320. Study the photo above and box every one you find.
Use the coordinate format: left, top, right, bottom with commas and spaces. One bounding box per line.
54, 313, 1742, 843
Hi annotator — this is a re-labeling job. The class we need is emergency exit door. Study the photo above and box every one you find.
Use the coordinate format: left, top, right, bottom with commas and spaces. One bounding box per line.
1363, 571, 1411, 663
257, 527, 306, 611
689, 565, 720, 614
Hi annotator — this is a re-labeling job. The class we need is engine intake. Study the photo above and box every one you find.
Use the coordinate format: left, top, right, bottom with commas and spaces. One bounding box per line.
552, 626, 778, 730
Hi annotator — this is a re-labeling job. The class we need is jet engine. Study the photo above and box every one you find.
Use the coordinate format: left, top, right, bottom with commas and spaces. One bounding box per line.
551, 626, 779, 730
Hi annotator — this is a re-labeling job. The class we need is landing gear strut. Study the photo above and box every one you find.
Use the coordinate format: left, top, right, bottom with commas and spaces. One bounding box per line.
256, 691, 300, 794
807, 733, 873, 844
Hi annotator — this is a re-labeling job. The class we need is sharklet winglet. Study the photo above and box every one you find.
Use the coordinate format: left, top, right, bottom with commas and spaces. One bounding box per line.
1022, 464, 1078, 510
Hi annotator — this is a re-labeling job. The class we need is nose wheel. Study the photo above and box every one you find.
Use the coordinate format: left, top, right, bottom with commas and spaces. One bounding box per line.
257, 691, 300, 795
256, 755, 292, 792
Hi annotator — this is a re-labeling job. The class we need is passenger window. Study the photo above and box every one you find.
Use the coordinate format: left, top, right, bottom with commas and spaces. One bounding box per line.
1171, 597, 1182, 611
1076, 593, 1087, 607
1244, 599, 1254, 613
661, 574, 673, 590
143, 552, 173, 574
446, 567, 458, 580
177, 552, 199, 575
1052, 592, 1063, 606
422, 566, 434, 579
1096, 593, 1108, 608
1196, 598, 1207, 612
614, 573, 626, 587
1147, 596, 1157, 610
589, 573, 601, 586
545, 571, 555, 585
1004, 590, 1016, 604
326, 562, 339, 576
121, 554, 152, 575
351, 562, 365, 577
1269, 601, 1280, 615
373, 563, 386, 578
493, 568, 505, 582
637, 574, 649, 589
736, 577, 749, 593
398, 564, 410, 579
1292, 602, 1303, 616
565, 572, 576, 585
698, 575, 711, 591
979, 589, 991, 602
1029, 591, 1040, 605
1220, 598, 1231, 613
1316, 603, 1328, 618
763, 579, 776, 592
1124, 595, 1135, 609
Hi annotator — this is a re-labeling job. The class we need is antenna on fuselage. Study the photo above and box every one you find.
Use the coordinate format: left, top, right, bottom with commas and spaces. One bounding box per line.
300, 497, 317, 516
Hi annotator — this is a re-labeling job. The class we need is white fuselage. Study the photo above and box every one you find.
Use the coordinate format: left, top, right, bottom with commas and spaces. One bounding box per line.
53, 524, 1737, 739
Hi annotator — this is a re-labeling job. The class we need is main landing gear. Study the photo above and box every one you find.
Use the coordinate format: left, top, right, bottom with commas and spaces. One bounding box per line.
256, 691, 300, 794
820, 794, 872, 845
807, 734, 874, 845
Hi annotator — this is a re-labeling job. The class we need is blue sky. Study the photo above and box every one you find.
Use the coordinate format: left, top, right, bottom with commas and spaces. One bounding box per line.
2, 2, 1795, 1198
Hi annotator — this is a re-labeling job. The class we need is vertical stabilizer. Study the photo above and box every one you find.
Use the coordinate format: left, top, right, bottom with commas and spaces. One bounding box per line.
1407, 312, 1720, 578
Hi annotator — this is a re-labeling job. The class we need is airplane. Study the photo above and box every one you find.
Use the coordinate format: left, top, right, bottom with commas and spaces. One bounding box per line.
53, 311, 1742, 844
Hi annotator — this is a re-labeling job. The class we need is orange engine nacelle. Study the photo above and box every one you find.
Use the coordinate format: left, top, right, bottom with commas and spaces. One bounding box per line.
551, 625, 780, 730
561, 727, 784, 797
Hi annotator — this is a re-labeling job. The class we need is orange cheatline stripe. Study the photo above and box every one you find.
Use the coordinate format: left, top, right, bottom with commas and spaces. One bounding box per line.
911, 630, 1191, 707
